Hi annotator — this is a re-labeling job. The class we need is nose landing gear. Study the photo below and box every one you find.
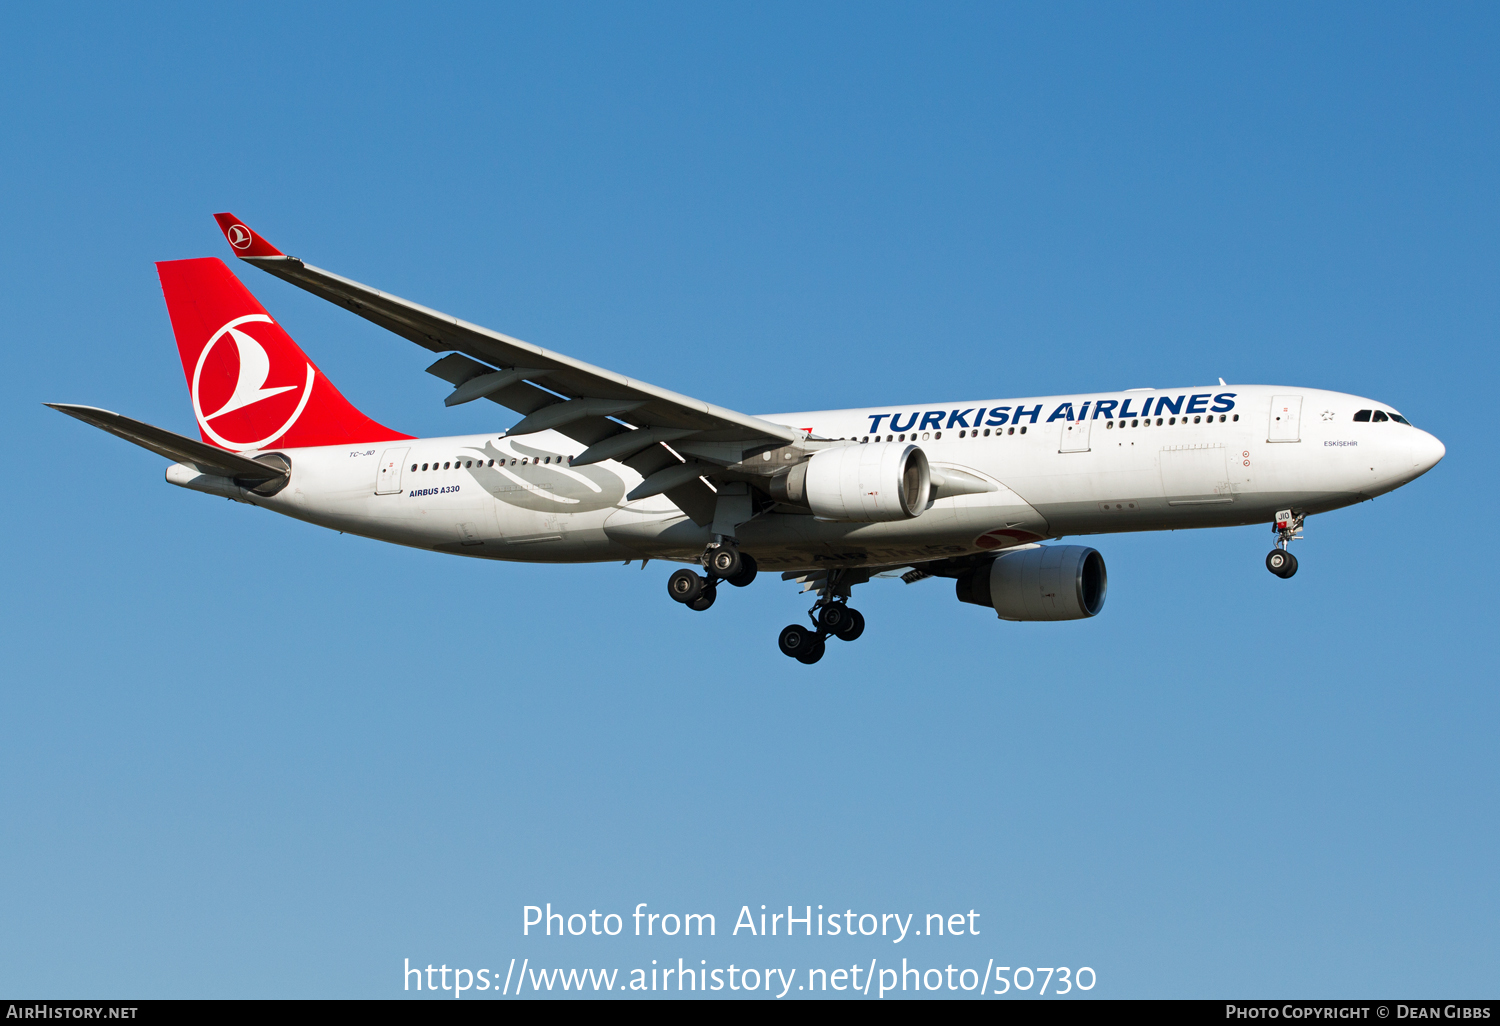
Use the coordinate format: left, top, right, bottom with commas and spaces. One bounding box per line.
1266, 509, 1304, 578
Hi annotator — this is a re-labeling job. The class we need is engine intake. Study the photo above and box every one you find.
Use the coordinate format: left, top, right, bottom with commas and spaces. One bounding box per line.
771, 442, 930, 522
955, 545, 1107, 621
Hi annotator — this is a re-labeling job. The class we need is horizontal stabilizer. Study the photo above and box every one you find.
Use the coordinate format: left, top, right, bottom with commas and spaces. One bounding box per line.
46, 404, 289, 481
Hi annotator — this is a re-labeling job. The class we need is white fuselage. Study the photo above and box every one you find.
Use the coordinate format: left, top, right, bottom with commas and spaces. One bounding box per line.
172, 384, 1444, 574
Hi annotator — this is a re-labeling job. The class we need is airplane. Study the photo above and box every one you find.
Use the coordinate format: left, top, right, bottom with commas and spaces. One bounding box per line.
49, 214, 1446, 664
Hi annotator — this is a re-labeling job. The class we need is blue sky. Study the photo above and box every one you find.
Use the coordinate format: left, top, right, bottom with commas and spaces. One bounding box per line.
2, 2, 1496, 999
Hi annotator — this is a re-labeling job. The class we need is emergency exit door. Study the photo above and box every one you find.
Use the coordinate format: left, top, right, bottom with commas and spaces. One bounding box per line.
375, 447, 410, 494
1268, 396, 1302, 442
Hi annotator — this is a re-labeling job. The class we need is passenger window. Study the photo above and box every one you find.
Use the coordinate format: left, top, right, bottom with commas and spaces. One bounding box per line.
983, 428, 990, 436
1193, 416, 1201, 424
1020, 426, 1027, 434
421, 463, 428, 471
932, 432, 940, 439
1232, 414, 1239, 421
410, 464, 417, 472
1106, 420, 1114, 429
1353, 410, 1372, 422
1372, 411, 1389, 422
1169, 417, 1176, 425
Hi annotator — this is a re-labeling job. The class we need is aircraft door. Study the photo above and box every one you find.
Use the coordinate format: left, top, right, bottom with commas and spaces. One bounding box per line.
1268, 396, 1302, 442
1059, 418, 1092, 452
375, 447, 410, 494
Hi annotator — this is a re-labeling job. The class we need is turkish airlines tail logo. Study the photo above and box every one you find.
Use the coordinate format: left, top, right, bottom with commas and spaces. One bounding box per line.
158, 257, 410, 452
212, 213, 284, 257
192, 314, 316, 450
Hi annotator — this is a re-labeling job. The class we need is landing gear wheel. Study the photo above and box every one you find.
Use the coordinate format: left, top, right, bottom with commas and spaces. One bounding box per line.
687, 584, 717, 611
818, 603, 853, 633
1266, 550, 1298, 578
834, 608, 865, 642
668, 568, 706, 604
778, 623, 818, 659
795, 636, 826, 664
726, 553, 758, 588
707, 546, 742, 579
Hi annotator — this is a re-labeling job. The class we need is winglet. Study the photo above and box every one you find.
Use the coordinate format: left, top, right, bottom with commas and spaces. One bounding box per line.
212, 212, 284, 258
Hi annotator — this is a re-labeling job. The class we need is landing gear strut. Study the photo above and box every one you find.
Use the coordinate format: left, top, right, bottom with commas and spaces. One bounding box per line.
1266, 509, 1303, 579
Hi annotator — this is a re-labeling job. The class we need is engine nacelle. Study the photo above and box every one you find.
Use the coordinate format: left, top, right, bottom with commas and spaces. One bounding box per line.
772, 442, 930, 521
955, 544, 1107, 621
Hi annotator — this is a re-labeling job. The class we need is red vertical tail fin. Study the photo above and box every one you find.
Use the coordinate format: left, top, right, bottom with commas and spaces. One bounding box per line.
157, 257, 410, 452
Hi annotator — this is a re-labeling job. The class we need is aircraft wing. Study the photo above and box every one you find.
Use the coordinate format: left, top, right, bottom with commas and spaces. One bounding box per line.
212, 214, 800, 523
46, 404, 289, 482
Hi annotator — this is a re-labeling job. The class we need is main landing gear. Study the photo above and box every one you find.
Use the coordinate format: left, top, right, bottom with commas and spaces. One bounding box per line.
777, 600, 866, 665
666, 543, 758, 612
1266, 508, 1304, 579
777, 569, 867, 665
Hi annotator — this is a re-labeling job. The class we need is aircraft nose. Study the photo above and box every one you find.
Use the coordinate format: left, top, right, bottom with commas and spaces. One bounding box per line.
1411, 429, 1445, 475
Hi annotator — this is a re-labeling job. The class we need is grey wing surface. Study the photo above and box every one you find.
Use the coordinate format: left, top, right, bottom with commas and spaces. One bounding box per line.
216, 215, 800, 524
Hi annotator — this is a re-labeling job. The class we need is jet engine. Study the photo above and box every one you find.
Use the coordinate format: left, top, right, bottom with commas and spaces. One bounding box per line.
771, 442, 930, 521
955, 544, 1107, 621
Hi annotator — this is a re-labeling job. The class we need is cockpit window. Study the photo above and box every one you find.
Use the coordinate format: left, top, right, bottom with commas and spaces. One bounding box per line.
1371, 410, 1389, 422
1389, 412, 1412, 425
1353, 410, 1372, 422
